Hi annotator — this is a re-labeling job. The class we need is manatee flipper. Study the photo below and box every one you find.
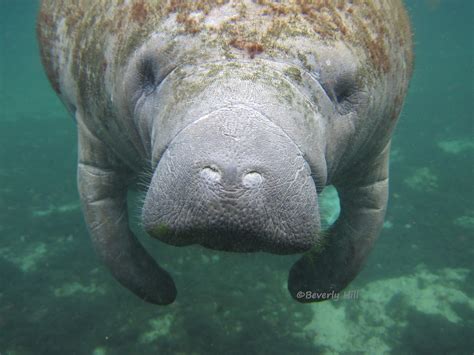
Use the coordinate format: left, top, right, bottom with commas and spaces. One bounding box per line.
288, 142, 391, 302
77, 121, 176, 305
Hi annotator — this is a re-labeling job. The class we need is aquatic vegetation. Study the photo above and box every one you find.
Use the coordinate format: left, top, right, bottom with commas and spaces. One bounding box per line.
32, 201, 80, 217
53, 281, 106, 297
0, 234, 76, 273
0, 242, 47, 272
139, 315, 174, 343
92, 347, 107, 355
303, 265, 473, 353
437, 138, 474, 154
454, 213, 474, 229
404, 167, 439, 192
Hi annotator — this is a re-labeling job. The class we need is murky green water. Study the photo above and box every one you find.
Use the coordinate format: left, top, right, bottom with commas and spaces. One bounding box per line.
1, 1, 472, 354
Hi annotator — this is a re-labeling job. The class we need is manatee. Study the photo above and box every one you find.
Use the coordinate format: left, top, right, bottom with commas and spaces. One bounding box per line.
37, 0, 413, 305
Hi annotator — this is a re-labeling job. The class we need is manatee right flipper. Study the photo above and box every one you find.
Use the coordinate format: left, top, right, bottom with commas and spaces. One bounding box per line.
77, 120, 176, 305
288, 143, 391, 302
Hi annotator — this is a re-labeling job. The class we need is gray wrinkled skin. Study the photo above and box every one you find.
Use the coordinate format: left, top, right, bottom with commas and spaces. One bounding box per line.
143, 104, 319, 254
37, 1, 413, 305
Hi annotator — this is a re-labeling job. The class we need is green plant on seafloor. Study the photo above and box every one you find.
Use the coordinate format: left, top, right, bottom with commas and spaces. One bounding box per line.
404, 167, 438, 192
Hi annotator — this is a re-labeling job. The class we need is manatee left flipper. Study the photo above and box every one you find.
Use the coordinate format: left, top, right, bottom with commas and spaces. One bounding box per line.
288, 143, 391, 302
77, 121, 176, 305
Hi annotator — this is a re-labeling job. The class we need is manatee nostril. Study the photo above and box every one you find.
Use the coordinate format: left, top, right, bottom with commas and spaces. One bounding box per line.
242, 171, 263, 188
200, 166, 221, 182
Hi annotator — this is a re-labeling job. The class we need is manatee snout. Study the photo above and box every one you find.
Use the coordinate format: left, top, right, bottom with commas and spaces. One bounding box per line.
143, 106, 320, 254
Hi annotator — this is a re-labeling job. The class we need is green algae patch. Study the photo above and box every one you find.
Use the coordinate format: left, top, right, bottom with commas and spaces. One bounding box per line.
0, 242, 48, 272
32, 201, 81, 217
92, 347, 107, 355
53, 281, 106, 297
437, 138, 474, 154
303, 265, 473, 353
139, 315, 174, 343
454, 213, 474, 229
283, 67, 302, 83
404, 167, 438, 192
154, 223, 172, 236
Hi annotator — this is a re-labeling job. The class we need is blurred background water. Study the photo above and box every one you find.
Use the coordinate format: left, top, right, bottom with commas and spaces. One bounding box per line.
0, 1, 473, 354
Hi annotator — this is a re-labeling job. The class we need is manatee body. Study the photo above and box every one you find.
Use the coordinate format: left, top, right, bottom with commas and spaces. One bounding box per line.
37, 1, 413, 304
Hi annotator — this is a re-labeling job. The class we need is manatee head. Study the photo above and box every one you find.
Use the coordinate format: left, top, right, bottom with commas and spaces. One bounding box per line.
137, 60, 327, 254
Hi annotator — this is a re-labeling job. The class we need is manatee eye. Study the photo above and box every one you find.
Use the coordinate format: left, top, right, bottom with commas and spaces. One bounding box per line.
321, 71, 361, 114
334, 75, 356, 104
138, 57, 157, 96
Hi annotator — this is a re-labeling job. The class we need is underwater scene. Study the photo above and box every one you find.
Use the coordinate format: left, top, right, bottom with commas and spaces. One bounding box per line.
1, 0, 472, 354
